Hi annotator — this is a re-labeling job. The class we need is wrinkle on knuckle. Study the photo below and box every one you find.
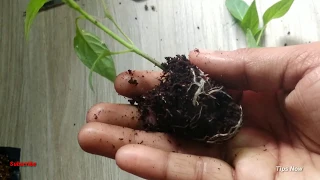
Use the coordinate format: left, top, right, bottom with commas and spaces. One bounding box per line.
129, 130, 138, 144
233, 48, 261, 89
290, 47, 320, 77
193, 157, 205, 180
163, 152, 170, 180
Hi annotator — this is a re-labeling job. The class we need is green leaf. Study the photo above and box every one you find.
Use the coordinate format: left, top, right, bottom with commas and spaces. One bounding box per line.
246, 29, 259, 48
263, 0, 294, 25
225, 0, 249, 21
25, 0, 48, 40
241, 0, 260, 35
74, 28, 116, 85
89, 50, 112, 92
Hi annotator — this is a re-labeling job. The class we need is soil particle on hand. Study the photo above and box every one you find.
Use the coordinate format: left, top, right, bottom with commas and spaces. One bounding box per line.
138, 140, 144, 144
194, 48, 200, 57
93, 114, 98, 119
119, 138, 124, 140
112, 144, 115, 149
128, 77, 138, 85
129, 55, 243, 144
128, 69, 134, 75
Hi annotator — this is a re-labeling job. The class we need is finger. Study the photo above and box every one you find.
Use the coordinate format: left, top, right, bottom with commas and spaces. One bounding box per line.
281, 67, 320, 153
114, 70, 162, 97
116, 144, 234, 180
114, 70, 242, 102
189, 42, 320, 91
86, 103, 140, 129
78, 122, 221, 159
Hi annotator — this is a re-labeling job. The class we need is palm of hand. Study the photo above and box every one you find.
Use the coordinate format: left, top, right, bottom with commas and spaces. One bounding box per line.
221, 91, 320, 179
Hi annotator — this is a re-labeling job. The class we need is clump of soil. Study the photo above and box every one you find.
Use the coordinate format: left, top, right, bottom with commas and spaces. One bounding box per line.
129, 55, 243, 143
0, 154, 12, 179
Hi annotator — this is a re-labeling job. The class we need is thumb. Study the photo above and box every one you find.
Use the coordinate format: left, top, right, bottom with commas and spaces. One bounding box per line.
188, 42, 320, 92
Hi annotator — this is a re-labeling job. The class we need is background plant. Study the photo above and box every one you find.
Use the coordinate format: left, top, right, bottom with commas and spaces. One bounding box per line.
226, 0, 294, 47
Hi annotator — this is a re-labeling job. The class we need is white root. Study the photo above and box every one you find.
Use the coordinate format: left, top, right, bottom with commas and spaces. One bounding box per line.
170, 67, 243, 144
187, 67, 224, 106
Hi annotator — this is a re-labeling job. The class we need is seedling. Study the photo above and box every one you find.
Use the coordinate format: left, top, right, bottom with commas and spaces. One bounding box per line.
226, 0, 294, 47
24, 0, 294, 143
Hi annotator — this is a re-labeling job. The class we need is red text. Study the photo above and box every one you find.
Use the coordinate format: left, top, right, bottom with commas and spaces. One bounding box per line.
10, 161, 37, 167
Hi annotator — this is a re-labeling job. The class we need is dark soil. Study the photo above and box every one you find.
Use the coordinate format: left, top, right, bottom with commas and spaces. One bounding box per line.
0, 154, 12, 179
129, 55, 243, 143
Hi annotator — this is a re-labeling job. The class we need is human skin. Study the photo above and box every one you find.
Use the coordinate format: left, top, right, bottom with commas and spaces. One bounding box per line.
78, 42, 320, 180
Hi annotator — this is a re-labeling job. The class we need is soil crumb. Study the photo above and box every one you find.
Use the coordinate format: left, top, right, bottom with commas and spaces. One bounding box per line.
128, 77, 138, 85
128, 69, 133, 75
144, 4, 148, 11
151, 5, 156, 11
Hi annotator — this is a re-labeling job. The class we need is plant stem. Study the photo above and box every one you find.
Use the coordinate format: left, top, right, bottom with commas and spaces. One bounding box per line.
65, 0, 163, 69
256, 26, 265, 46
100, 0, 134, 45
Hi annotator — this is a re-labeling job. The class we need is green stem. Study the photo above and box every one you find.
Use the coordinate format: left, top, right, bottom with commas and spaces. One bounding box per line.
65, 0, 163, 69
100, 0, 134, 45
256, 26, 265, 46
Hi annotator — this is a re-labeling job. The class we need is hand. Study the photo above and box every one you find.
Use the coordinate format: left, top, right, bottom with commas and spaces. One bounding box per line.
78, 42, 320, 180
